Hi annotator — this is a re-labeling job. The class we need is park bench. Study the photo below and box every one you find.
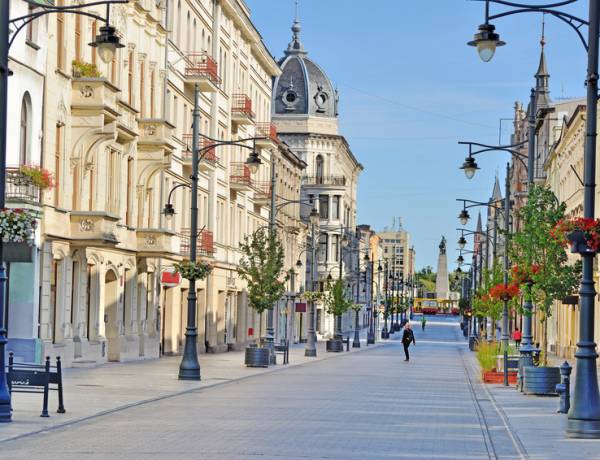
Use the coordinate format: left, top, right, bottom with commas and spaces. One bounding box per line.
7, 353, 66, 417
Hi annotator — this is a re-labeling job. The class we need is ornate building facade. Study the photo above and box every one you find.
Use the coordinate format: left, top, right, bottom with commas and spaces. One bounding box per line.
19, 0, 306, 367
272, 18, 363, 339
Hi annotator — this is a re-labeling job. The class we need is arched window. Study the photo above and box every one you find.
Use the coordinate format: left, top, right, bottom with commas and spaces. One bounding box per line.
19, 93, 32, 165
176, 1, 182, 47
315, 155, 324, 184
186, 12, 191, 52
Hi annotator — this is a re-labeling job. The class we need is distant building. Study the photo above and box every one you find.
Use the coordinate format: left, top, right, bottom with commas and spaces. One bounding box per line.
272, 17, 362, 338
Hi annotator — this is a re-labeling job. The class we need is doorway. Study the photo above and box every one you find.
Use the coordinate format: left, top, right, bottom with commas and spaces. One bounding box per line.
105, 270, 120, 361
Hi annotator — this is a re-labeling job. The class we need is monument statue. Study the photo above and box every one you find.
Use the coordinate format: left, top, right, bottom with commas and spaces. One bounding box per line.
439, 236, 447, 255
435, 236, 449, 299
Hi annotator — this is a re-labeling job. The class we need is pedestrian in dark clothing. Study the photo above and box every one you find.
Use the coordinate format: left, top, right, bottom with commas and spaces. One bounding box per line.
402, 323, 416, 361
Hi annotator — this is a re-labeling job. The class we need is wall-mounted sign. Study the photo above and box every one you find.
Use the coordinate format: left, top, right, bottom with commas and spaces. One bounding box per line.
295, 302, 307, 313
161, 270, 181, 287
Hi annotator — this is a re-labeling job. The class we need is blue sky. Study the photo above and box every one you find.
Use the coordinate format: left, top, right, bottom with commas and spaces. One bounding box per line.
245, 0, 589, 269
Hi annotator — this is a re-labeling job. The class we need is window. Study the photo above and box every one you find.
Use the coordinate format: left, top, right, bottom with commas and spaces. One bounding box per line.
140, 59, 146, 116
319, 195, 329, 219
176, 1, 182, 46
86, 264, 93, 338
318, 233, 328, 263
19, 94, 31, 165
54, 124, 63, 207
91, 20, 98, 66
56, 1, 65, 70
332, 195, 340, 220
125, 158, 133, 225
316, 155, 324, 183
332, 235, 340, 262
75, 15, 82, 61
128, 50, 134, 106
150, 70, 155, 117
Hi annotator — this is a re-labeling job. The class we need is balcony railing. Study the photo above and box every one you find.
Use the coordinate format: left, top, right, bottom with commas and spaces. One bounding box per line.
231, 94, 254, 119
184, 52, 221, 86
181, 135, 218, 164
303, 175, 347, 186
5, 167, 41, 204
179, 228, 215, 258
230, 162, 252, 189
255, 122, 279, 143
253, 181, 271, 203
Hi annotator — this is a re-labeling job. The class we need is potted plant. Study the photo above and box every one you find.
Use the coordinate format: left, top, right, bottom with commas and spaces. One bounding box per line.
238, 228, 288, 367
0, 208, 37, 262
552, 217, 600, 254
489, 283, 520, 302
173, 260, 212, 281
72, 60, 102, 78
323, 278, 353, 352
511, 186, 581, 395
18, 164, 54, 190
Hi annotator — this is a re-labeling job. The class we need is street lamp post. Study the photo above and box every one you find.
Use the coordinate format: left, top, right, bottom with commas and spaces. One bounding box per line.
305, 206, 320, 357
164, 97, 265, 378
468, 0, 600, 436
0, 0, 126, 421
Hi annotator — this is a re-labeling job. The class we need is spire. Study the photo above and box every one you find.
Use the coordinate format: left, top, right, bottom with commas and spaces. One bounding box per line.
285, 0, 307, 56
535, 15, 551, 109
491, 174, 502, 201
476, 212, 483, 233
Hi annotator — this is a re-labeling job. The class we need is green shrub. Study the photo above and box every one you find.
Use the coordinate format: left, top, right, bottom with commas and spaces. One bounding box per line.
72, 60, 102, 78
476, 342, 500, 372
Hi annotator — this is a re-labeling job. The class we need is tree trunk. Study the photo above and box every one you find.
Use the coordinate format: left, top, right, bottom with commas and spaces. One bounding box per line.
541, 316, 548, 367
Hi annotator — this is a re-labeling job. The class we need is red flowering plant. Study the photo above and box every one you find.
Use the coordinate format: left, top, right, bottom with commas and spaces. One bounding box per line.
18, 164, 55, 190
551, 217, 600, 253
510, 264, 541, 285
510, 185, 581, 366
489, 283, 521, 302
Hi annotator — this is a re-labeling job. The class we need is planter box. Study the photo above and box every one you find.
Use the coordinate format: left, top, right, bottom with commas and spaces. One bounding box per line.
3, 242, 34, 263
482, 371, 518, 384
244, 346, 269, 368
326, 338, 343, 353
523, 366, 560, 395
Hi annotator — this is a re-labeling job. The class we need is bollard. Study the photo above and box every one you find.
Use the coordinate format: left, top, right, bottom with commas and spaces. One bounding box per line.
556, 361, 572, 414
345, 336, 350, 352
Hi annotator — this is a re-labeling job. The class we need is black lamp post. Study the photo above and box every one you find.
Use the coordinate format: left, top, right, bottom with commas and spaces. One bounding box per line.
0, 0, 126, 422
352, 252, 370, 348
468, 2, 600, 436
163, 87, 264, 379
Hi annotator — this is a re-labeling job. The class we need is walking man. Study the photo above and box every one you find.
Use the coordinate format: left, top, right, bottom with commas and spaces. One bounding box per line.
402, 323, 416, 362
421, 315, 427, 331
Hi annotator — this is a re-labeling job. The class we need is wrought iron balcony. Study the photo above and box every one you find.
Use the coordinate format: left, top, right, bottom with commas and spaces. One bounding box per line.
231, 94, 254, 125
302, 175, 347, 187
181, 135, 218, 171
179, 228, 215, 258
5, 167, 41, 208
253, 181, 271, 206
183, 52, 220, 93
230, 162, 252, 191
255, 122, 279, 148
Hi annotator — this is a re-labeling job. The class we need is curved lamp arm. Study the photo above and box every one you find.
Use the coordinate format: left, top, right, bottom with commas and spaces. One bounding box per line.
10, 0, 128, 50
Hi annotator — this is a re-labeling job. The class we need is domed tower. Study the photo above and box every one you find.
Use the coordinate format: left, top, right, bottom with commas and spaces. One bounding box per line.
272, 17, 339, 135
272, 15, 363, 340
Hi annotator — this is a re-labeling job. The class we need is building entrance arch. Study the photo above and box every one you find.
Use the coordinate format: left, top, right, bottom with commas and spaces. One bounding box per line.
104, 269, 120, 361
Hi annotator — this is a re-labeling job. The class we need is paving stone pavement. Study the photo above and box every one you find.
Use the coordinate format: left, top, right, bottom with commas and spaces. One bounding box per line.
2, 319, 600, 459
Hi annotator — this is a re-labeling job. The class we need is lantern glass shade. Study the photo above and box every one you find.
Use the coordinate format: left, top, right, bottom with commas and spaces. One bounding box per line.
458, 209, 470, 226
245, 152, 262, 174
163, 203, 175, 221
467, 23, 505, 63
458, 236, 466, 250
89, 25, 124, 64
296, 259, 303, 268
461, 156, 479, 180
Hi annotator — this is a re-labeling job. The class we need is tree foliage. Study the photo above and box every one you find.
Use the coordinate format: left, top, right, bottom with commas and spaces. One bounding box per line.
323, 278, 353, 317
509, 185, 581, 365
238, 228, 289, 314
